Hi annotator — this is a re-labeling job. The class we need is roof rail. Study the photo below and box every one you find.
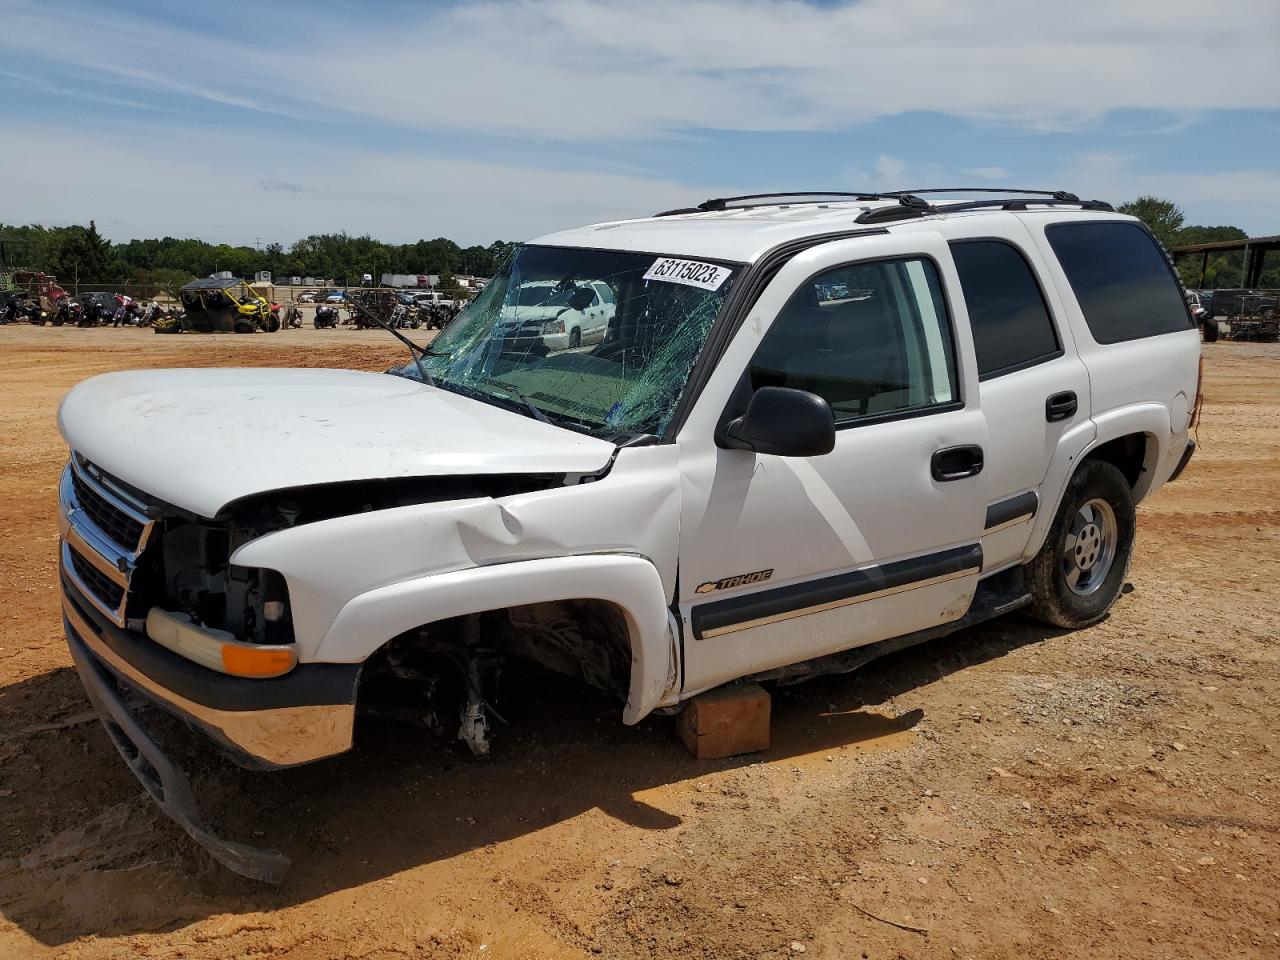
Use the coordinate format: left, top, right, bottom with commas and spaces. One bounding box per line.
932, 197, 1114, 214
653, 191, 926, 217
884, 188, 1080, 201
651, 188, 1111, 224
853, 194, 1113, 224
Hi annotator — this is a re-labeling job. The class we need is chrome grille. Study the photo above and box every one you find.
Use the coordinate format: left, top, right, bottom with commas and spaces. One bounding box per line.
67, 547, 126, 610
58, 456, 157, 626
71, 468, 146, 550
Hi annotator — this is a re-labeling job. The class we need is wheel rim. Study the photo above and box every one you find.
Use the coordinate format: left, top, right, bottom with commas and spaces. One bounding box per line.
1062, 497, 1118, 596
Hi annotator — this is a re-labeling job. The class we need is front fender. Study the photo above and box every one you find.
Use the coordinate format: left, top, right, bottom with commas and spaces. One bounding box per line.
314, 554, 673, 724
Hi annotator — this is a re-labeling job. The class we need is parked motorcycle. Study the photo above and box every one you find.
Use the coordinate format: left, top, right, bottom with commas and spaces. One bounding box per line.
54, 300, 81, 327
24, 300, 49, 325
314, 305, 339, 329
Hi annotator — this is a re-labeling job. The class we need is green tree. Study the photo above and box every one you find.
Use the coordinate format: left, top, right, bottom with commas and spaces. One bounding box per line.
1170, 225, 1248, 288
1116, 196, 1185, 249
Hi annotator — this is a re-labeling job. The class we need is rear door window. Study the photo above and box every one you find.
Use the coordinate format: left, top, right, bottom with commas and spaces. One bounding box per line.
1045, 222, 1193, 343
950, 240, 1061, 378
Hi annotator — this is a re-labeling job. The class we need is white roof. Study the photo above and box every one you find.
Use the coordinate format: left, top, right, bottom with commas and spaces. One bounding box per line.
531, 200, 1130, 264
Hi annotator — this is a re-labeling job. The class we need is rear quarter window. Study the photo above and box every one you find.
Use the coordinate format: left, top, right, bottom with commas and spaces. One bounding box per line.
1045, 221, 1193, 344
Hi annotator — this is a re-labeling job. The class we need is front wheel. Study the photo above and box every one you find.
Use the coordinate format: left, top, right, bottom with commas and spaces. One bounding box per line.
1025, 459, 1135, 629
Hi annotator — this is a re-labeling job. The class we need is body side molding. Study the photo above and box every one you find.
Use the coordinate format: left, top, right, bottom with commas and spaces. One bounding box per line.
984, 490, 1039, 532
691, 544, 983, 640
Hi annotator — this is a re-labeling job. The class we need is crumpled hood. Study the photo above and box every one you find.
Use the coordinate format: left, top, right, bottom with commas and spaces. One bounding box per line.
58, 368, 616, 517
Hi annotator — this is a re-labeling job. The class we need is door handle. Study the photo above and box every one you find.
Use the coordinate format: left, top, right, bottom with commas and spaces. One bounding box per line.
1046, 390, 1078, 422
931, 444, 984, 482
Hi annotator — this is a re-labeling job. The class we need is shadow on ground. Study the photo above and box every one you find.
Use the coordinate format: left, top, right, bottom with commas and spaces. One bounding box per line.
0, 614, 1062, 945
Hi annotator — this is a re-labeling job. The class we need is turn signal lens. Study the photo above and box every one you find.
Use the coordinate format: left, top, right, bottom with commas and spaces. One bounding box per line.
222, 644, 297, 678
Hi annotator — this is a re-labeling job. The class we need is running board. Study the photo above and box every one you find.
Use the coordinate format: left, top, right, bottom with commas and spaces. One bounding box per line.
745, 567, 1031, 687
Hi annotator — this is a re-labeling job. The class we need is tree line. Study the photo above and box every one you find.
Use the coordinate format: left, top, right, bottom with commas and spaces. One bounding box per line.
3, 198, 1274, 295
0, 221, 517, 292
1114, 196, 1276, 289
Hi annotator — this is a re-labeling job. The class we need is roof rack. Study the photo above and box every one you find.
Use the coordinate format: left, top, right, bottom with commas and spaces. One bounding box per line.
854, 193, 1113, 224
652, 189, 1112, 223
884, 188, 1080, 201
654, 191, 926, 217
939, 198, 1114, 213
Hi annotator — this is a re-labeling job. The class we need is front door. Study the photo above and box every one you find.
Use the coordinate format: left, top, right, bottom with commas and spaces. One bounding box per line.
676, 233, 989, 695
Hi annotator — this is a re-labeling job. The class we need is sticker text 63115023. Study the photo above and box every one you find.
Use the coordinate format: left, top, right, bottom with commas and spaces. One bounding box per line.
642, 258, 732, 292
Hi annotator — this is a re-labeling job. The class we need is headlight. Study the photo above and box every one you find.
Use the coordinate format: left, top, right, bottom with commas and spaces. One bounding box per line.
543, 318, 564, 334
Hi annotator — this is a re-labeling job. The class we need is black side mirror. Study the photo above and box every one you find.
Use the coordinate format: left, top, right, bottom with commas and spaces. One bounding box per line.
566, 287, 594, 312
720, 386, 835, 457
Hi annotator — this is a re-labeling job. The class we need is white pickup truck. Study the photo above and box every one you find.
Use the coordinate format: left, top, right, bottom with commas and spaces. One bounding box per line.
57, 190, 1201, 879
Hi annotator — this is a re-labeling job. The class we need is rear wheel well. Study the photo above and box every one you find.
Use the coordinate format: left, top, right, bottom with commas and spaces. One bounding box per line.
1084, 433, 1150, 490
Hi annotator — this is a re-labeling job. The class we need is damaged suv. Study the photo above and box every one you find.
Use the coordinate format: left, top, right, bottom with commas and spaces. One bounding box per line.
57, 190, 1201, 880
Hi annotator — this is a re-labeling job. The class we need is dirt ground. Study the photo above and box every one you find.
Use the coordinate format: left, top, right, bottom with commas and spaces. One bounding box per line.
0, 324, 1276, 959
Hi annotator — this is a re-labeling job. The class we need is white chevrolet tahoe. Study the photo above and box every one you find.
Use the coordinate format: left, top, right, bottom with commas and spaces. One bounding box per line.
56, 190, 1202, 880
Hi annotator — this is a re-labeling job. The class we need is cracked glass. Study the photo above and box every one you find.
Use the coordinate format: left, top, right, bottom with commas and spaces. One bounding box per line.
397, 245, 741, 439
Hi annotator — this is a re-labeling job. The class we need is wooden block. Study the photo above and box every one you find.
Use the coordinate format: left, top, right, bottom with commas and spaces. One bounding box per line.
677, 683, 771, 760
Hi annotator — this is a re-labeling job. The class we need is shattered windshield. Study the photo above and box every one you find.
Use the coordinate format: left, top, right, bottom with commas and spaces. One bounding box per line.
399, 245, 741, 439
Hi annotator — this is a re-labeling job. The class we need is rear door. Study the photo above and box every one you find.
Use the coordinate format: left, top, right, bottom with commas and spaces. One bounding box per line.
938, 220, 1092, 571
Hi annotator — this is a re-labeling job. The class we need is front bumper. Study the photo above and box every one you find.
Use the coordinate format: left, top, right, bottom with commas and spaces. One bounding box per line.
65, 620, 292, 882
61, 572, 359, 769
62, 572, 361, 881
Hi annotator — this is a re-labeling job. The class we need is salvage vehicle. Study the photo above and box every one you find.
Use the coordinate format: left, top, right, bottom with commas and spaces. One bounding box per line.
12, 269, 67, 317
313, 304, 340, 328
1200, 288, 1279, 341
78, 292, 117, 326
1185, 290, 1218, 342
165, 277, 278, 333
499, 279, 616, 350
56, 189, 1201, 881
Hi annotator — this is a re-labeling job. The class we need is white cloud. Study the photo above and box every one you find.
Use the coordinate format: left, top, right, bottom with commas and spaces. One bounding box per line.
0, 124, 715, 245
4, 0, 1279, 141
3, 1, 1279, 239
1059, 152, 1280, 229
874, 154, 907, 185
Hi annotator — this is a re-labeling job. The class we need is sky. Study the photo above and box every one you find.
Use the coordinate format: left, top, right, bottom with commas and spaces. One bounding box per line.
2, 0, 1279, 247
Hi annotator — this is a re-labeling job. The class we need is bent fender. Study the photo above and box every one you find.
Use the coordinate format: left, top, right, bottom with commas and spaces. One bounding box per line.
315, 553, 673, 724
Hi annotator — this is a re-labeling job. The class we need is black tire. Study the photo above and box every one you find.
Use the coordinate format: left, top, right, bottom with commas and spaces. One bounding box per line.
1201, 318, 1219, 343
568, 326, 582, 348
1025, 459, 1136, 629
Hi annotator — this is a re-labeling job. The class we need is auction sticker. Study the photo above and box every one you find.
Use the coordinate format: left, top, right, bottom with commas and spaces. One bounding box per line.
643, 257, 731, 291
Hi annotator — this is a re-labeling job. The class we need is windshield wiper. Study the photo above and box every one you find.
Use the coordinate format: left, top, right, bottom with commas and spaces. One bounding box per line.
476, 378, 552, 424
349, 296, 437, 385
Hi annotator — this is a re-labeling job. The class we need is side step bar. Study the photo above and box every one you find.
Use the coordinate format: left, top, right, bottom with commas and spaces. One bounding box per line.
67, 625, 291, 883
745, 567, 1032, 687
